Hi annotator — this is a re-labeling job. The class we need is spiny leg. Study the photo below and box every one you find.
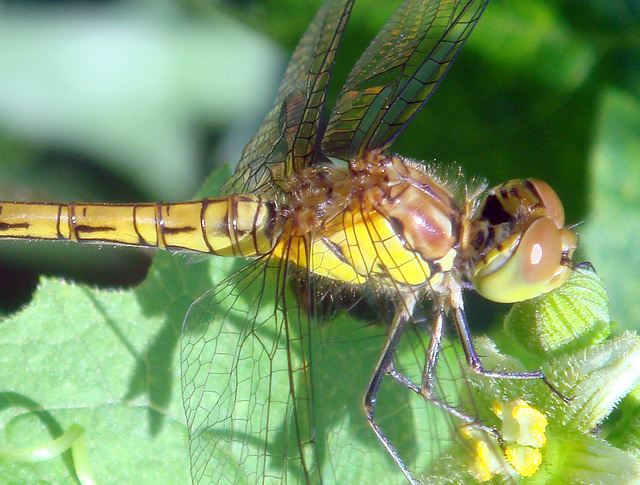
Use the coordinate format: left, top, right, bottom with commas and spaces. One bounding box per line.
388, 305, 500, 438
363, 291, 497, 485
362, 293, 420, 485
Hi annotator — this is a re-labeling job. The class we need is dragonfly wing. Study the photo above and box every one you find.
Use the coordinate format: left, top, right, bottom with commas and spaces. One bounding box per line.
178, 254, 453, 484
180, 257, 320, 484
223, 0, 354, 196
321, 0, 489, 160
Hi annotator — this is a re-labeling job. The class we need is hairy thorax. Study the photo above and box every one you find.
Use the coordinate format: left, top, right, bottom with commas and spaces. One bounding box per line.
272, 150, 464, 291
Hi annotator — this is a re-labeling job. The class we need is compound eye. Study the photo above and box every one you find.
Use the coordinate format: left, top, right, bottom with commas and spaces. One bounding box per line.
472, 216, 570, 303
518, 216, 563, 285
530, 179, 565, 228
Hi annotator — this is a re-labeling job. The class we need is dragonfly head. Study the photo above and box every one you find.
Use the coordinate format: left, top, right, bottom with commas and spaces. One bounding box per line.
469, 179, 577, 304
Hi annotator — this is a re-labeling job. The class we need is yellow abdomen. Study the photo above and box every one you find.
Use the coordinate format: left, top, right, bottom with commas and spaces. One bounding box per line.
0, 196, 276, 258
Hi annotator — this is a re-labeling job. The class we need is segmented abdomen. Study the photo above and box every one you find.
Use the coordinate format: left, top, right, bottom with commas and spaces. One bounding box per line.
0, 196, 277, 258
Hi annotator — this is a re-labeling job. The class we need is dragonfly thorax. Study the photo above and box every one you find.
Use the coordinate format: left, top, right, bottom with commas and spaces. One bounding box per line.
273, 150, 463, 292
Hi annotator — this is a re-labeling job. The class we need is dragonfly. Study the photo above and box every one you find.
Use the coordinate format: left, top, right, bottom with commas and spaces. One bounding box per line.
0, 0, 579, 483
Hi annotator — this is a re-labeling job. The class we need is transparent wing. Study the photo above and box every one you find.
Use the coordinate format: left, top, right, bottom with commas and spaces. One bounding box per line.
223, 0, 354, 196
181, 256, 320, 484
321, 0, 489, 160
178, 265, 472, 484
179, 256, 406, 485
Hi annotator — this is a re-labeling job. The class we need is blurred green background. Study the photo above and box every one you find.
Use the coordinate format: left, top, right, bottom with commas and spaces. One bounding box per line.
0, 0, 638, 323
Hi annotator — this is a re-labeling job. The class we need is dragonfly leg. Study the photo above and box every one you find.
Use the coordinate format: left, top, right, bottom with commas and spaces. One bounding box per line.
411, 307, 501, 435
383, 299, 502, 456
363, 292, 499, 484
363, 293, 421, 485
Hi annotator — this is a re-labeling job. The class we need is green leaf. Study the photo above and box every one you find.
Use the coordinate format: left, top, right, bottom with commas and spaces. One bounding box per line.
503, 266, 612, 361
0, 274, 191, 484
464, 279, 640, 484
